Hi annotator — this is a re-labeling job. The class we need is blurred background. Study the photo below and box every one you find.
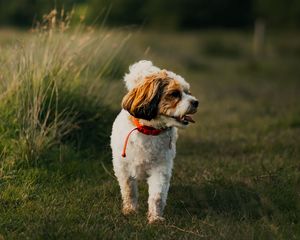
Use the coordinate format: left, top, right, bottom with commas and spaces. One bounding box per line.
0, 0, 300, 29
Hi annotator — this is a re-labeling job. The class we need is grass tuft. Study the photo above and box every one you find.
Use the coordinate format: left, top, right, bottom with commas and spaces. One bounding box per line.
0, 11, 128, 169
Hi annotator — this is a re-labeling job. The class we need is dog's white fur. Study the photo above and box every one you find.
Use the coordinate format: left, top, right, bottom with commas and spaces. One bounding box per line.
110, 60, 198, 223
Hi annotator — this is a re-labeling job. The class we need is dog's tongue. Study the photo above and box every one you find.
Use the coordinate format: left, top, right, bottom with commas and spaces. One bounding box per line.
183, 115, 195, 123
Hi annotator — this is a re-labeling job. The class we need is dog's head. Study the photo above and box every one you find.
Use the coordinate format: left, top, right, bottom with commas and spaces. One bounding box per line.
122, 60, 198, 128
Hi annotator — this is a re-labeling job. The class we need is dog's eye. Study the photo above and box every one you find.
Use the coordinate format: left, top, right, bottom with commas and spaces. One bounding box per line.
184, 90, 191, 95
170, 90, 181, 98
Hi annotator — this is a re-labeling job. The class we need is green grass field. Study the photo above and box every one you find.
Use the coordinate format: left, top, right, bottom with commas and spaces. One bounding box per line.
0, 27, 300, 239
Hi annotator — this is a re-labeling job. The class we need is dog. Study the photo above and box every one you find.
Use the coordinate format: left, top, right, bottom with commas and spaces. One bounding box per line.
110, 60, 198, 223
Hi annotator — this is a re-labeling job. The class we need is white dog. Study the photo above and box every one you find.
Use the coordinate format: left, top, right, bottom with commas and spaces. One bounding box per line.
110, 60, 198, 223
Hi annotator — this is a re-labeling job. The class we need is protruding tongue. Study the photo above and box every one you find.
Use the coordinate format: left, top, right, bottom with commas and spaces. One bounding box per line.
183, 115, 195, 123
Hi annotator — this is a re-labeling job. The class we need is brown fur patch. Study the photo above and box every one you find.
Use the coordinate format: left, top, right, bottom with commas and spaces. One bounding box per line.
159, 80, 183, 115
122, 71, 170, 120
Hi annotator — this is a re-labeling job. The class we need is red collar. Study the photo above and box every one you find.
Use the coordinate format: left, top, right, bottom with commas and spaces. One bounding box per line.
121, 117, 167, 157
131, 117, 164, 135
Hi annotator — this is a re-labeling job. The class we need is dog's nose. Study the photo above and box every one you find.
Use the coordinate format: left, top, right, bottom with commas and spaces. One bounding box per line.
191, 100, 199, 108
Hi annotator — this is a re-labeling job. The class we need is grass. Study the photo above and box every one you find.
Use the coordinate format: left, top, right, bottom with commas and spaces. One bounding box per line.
0, 25, 300, 239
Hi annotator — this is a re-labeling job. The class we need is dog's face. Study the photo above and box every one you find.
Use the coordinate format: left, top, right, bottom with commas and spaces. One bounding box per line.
122, 70, 198, 128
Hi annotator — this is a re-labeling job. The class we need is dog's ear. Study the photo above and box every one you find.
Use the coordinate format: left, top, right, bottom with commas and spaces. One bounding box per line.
122, 71, 168, 120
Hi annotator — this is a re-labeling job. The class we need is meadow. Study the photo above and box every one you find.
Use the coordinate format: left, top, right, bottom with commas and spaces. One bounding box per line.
0, 24, 300, 239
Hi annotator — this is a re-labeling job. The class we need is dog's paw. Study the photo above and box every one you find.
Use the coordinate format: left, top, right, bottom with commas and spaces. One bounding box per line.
148, 215, 165, 224
122, 205, 137, 216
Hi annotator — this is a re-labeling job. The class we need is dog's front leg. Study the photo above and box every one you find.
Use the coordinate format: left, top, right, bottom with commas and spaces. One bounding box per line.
147, 171, 171, 224
116, 173, 138, 215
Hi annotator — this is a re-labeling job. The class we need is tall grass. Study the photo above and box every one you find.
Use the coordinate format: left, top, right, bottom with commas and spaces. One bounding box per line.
0, 10, 129, 171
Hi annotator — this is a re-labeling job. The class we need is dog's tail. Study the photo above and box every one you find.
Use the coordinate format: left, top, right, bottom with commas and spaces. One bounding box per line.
124, 60, 161, 90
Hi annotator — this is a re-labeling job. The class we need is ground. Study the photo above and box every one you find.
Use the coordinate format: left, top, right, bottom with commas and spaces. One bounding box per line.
0, 30, 300, 239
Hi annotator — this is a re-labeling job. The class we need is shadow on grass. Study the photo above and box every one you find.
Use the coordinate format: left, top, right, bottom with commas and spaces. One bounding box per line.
169, 176, 299, 223
174, 136, 299, 222
28, 96, 119, 180
169, 181, 263, 220
43, 87, 119, 155
62, 106, 118, 155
